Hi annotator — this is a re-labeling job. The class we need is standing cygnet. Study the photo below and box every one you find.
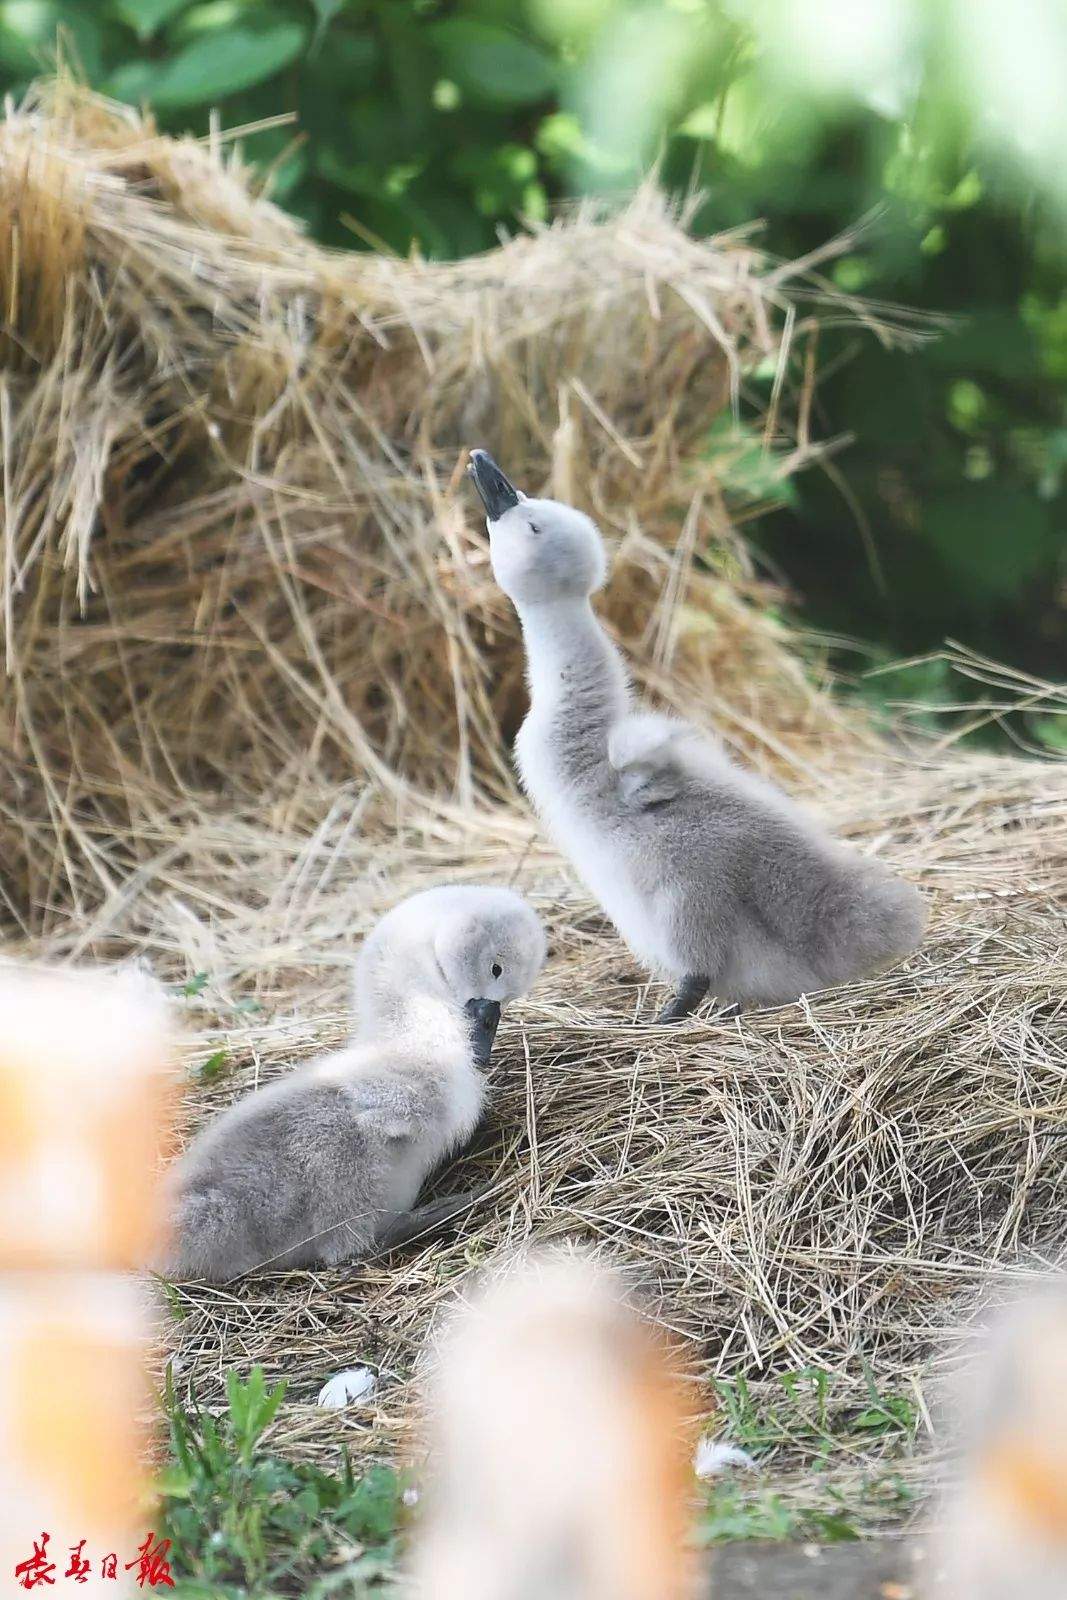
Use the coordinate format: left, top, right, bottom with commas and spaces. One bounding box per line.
468, 450, 927, 1022
160, 885, 546, 1282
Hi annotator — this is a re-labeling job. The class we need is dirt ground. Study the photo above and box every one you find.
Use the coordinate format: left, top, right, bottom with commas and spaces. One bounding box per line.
711, 1537, 922, 1598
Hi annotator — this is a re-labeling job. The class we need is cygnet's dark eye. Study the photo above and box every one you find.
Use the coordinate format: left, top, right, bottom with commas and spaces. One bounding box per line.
491, 961, 503, 978
528, 522, 540, 535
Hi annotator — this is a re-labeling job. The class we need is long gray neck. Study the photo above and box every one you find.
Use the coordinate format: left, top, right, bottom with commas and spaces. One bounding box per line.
516, 597, 631, 781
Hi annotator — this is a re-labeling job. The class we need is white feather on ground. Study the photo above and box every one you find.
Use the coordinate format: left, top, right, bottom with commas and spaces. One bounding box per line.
317, 1366, 377, 1410
693, 1436, 758, 1478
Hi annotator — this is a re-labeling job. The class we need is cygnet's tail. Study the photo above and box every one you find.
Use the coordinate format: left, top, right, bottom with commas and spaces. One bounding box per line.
935, 1277, 1067, 1599
155, 1184, 245, 1283
411, 1250, 697, 1600
823, 849, 928, 982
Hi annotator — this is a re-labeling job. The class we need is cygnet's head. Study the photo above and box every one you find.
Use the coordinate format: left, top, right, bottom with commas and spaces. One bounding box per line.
467, 449, 607, 607
354, 884, 546, 1062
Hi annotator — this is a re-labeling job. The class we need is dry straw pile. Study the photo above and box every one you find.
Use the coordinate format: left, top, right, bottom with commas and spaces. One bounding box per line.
1, 81, 1064, 1504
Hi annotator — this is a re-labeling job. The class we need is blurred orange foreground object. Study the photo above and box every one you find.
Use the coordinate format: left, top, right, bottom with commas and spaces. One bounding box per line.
412, 1251, 699, 1600
0, 964, 176, 1270
0, 963, 178, 1596
1, 1276, 149, 1548
934, 1278, 1067, 1600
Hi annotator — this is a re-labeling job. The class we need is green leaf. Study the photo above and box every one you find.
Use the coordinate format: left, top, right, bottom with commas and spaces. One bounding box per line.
707, 417, 798, 508
1031, 713, 1067, 752
309, 0, 342, 52
156, 1463, 194, 1499
696, 1483, 798, 1543
678, 101, 721, 140
156, 1279, 186, 1322
225, 1366, 288, 1464
168, 0, 240, 42
149, 19, 308, 108
115, 0, 189, 41
806, 1510, 860, 1542
179, 971, 209, 997
922, 484, 1053, 601
429, 18, 556, 107
196, 1048, 229, 1083
0, 2, 60, 76
106, 59, 159, 104
339, 1467, 405, 1544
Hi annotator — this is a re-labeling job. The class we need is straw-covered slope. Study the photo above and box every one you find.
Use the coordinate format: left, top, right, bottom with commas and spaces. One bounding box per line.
0, 83, 1064, 1504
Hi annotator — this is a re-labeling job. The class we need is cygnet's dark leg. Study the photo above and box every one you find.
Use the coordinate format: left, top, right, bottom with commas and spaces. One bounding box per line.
376, 1190, 482, 1254
654, 974, 710, 1024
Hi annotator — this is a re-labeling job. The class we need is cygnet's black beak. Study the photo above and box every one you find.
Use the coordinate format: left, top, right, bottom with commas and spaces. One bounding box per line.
467, 449, 521, 520
464, 997, 501, 1067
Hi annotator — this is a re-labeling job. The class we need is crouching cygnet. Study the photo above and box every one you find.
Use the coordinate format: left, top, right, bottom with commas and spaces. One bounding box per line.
931, 1278, 1067, 1600
160, 886, 546, 1282
468, 450, 927, 1023
412, 1251, 696, 1600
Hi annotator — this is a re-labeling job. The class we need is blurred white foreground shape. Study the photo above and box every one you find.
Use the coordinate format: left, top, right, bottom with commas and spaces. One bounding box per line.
935, 1277, 1067, 1600
412, 1251, 696, 1600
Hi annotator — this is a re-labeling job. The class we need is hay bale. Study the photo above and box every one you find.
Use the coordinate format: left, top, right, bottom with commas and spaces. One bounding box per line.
0, 81, 1063, 1520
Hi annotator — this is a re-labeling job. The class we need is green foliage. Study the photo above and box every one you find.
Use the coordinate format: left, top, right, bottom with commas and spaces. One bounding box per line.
142, 19, 310, 110
698, 1366, 919, 1545
155, 1358, 920, 1592
195, 1047, 229, 1083
712, 1365, 917, 1458
153, 1354, 928, 1592
0, 0, 1062, 691
160, 1366, 406, 1595
705, 416, 798, 512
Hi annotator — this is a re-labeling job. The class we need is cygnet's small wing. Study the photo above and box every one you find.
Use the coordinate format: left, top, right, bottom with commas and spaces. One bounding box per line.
344, 1071, 441, 1143
608, 711, 695, 809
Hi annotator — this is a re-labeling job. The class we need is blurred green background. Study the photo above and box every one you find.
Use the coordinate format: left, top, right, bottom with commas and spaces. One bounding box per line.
2, 0, 1064, 738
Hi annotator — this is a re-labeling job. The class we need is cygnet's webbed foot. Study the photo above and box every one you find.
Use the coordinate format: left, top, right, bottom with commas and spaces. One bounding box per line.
654, 974, 710, 1024
376, 1189, 483, 1255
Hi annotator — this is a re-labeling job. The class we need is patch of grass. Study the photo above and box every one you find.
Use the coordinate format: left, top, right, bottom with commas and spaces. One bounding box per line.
695, 1472, 918, 1546
155, 1360, 923, 1593
697, 1366, 920, 1545
713, 1365, 917, 1458
159, 1368, 407, 1598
